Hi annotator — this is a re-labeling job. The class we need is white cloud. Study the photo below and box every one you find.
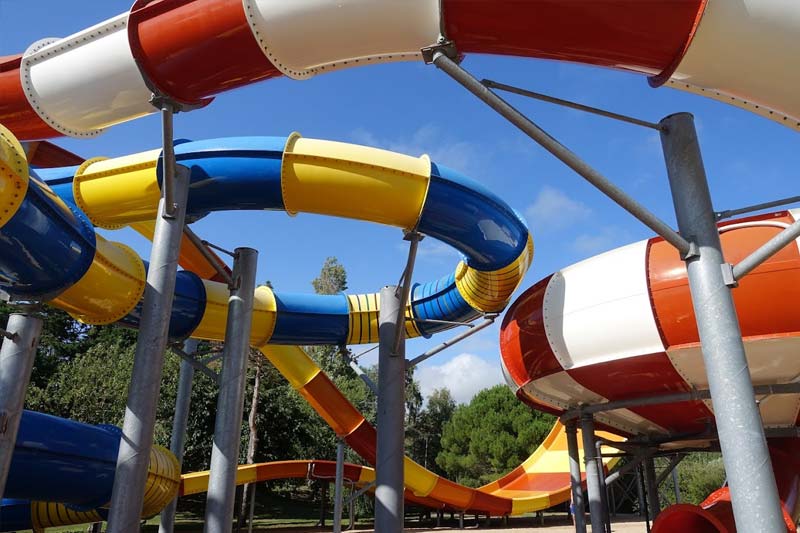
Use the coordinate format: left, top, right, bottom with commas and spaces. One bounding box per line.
572, 226, 627, 255
525, 186, 592, 230
415, 353, 504, 405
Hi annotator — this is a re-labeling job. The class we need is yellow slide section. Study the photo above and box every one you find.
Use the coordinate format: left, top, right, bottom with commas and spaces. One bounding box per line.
281, 133, 431, 229
259, 345, 624, 515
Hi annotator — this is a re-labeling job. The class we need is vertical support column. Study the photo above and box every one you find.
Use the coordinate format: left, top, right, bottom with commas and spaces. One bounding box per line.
580, 414, 605, 533
564, 420, 586, 533
644, 456, 660, 520
660, 112, 785, 533
596, 443, 612, 533
107, 165, 190, 533
204, 248, 258, 533
635, 464, 646, 518
333, 439, 345, 533
375, 285, 405, 533
159, 338, 199, 533
0, 313, 42, 496
671, 462, 681, 504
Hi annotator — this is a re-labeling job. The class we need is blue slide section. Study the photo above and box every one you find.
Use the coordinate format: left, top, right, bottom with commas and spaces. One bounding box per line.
0, 173, 95, 300
3, 137, 530, 347
5, 411, 120, 508
416, 163, 529, 271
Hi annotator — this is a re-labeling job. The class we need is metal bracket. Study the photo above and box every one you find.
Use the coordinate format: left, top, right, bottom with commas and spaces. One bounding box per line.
721, 263, 738, 288
682, 241, 700, 261
420, 40, 459, 65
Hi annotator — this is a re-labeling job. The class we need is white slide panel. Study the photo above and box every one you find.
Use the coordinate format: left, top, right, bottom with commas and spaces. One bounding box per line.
21, 13, 154, 137
669, 0, 800, 131
243, 0, 441, 79
543, 240, 665, 370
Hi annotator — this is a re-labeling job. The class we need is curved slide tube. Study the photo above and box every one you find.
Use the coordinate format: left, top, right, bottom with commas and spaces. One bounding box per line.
500, 210, 800, 437
1, 128, 532, 346
0, 411, 179, 532
260, 344, 622, 516
1, 1, 799, 138
0, 124, 600, 520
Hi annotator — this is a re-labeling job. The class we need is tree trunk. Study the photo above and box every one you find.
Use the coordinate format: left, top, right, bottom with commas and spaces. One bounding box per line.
239, 358, 261, 527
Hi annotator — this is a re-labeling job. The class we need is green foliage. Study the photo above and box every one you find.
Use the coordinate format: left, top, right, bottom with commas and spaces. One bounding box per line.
660, 453, 726, 506
407, 388, 456, 474
311, 257, 347, 295
436, 385, 555, 487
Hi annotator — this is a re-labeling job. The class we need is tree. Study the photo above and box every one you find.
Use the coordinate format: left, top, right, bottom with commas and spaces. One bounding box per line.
436, 385, 555, 487
408, 388, 456, 474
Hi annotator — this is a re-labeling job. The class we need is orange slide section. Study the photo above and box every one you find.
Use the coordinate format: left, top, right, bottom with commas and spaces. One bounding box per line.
259, 345, 623, 516
653, 439, 800, 532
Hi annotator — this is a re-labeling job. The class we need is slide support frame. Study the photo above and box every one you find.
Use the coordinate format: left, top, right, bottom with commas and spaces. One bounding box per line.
204, 247, 258, 533
107, 164, 191, 533
565, 420, 587, 533
375, 285, 406, 533
0, 312, 42, 497
660, 112, 785, 533
160, 338, 199, 533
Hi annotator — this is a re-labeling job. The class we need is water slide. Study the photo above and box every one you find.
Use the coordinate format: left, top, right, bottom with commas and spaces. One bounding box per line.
1, 1, 799, 139
2, 0, 800, 530
500, 210, 800, 531
0, 124, 626, 529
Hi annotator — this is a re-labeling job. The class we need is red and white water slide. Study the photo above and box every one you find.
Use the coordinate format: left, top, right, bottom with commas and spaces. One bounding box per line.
1, 1, 799, 531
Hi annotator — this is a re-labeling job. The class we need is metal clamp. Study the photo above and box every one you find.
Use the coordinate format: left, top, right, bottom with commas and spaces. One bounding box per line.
721, 263, 738, 288
420, 40, 459, 65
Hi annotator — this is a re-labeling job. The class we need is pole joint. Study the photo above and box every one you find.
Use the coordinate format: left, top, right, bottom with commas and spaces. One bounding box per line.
421, 40, 459, 64
721, 263, 738, 288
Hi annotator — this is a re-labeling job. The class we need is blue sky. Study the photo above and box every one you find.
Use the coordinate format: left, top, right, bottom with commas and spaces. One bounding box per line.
3, 1, 799, 403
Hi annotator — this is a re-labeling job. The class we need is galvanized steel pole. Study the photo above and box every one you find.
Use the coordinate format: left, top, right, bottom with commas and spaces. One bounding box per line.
333, 439, 346, 533
660, 112, 784, 533
159, 338, 199, 533
375, 285, 405, 532
580, 414, 605, 533
564, 421, 586, 533
0, 313, 42, 496
204, 247, 258, 533
107, 165, 190, 533
644, 456, 660, 520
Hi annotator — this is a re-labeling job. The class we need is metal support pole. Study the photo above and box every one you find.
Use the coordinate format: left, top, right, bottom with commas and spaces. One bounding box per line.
107, 165, 190, 533
595, 442, 612, 533
644, 456, 660, 520
0, 313, 42, 496
246, 483, 256, 533
733, 217, 800, 280
333, 440, 345, 533
429, 50, 691, 256
375, 285, 406, 533
407, 316, 496, 368
605, 453, 648, 486
660, 112, 785, 533
564, 421, 586, 533
638, 464, 651, 533
580, 414, 605, 533
204, 248, 258, 533
671, 462, 682, 504
159, 338, 199, 533
393, 233, 421, 355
